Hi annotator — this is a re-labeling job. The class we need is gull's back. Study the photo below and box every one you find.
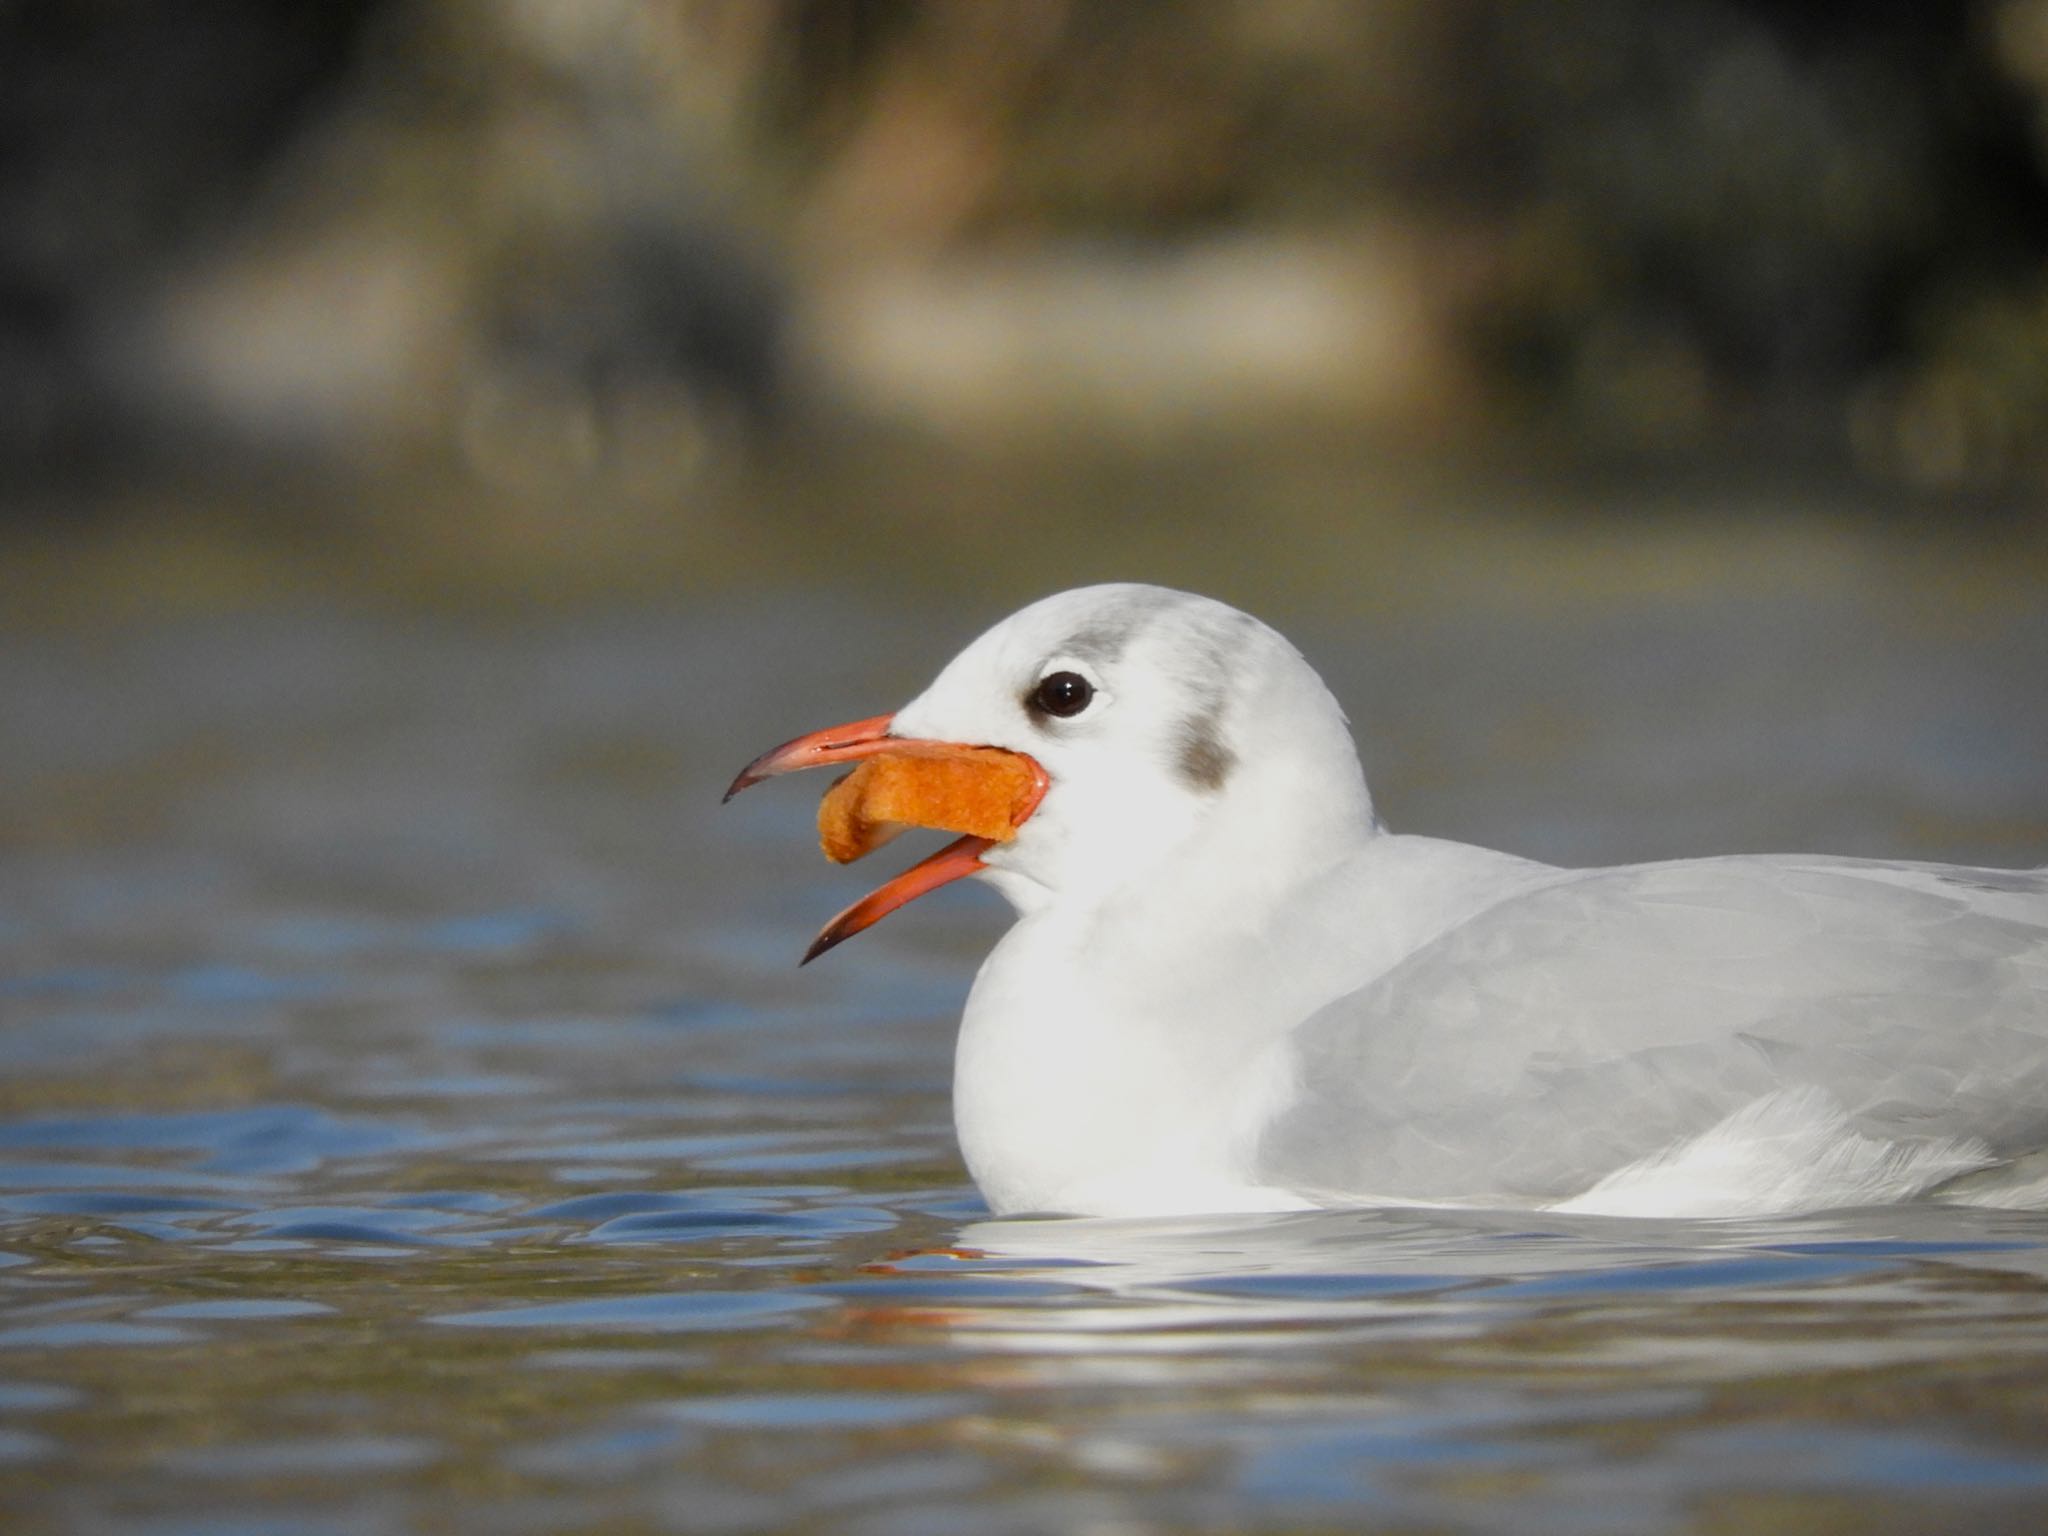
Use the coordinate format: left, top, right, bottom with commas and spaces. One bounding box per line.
1256, 854, 2048, 1215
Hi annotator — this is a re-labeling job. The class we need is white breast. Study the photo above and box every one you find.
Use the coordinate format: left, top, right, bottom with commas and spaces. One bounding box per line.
952, 909, 1312, 1216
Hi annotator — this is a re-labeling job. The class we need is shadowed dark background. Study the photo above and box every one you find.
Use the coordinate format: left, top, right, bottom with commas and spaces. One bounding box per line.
2, 0, 2045, 620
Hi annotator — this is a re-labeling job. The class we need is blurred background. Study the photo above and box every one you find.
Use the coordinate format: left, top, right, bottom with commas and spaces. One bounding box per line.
3, 0, 2046, 620
4, 18, 2048, 1529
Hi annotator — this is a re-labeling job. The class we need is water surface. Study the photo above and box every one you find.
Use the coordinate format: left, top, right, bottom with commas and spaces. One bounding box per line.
3, 577, 2047, 1533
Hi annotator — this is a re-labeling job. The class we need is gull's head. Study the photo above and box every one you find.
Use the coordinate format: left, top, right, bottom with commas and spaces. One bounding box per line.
727, 584, 1375, 960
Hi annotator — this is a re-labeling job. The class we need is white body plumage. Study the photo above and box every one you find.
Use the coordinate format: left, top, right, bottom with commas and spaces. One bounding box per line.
885, 586, 2048, 1217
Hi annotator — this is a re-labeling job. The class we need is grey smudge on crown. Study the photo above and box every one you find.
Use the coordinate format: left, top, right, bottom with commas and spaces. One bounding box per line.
1936, 867, 2048, 896
1060, 626, 1132, 668
1057, 589, 1181, 668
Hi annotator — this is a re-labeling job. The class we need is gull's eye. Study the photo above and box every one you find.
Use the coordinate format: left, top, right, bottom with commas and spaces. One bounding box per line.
1029, 670, 1094, 719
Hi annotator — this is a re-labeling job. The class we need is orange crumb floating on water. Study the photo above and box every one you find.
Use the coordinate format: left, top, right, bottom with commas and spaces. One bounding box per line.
818, 750, 1039, 863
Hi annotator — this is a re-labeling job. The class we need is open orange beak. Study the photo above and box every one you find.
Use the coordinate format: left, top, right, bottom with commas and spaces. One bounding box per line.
725, 714, 1048, 964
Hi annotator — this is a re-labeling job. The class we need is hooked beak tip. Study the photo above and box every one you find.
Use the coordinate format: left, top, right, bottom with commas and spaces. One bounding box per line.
723, 713, 899, 807
798, 928, 845, 967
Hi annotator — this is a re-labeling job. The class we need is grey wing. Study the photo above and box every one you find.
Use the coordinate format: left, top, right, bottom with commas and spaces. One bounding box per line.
1255, 857, 2048, 1205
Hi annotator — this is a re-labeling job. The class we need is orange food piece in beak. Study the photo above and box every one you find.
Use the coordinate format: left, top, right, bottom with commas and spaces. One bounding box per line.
819, 750, 1040, 864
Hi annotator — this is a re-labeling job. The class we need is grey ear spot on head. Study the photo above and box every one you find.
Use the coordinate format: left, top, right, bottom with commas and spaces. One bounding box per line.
1177, 711, 1235, 792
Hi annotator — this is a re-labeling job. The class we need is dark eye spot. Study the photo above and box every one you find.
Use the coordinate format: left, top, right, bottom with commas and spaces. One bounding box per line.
1028, 670, 1094, 719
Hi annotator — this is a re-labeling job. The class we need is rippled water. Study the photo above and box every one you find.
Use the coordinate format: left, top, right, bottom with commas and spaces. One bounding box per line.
4, 576, 2048, 1533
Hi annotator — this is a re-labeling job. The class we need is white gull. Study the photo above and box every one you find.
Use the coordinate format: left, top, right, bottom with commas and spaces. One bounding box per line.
727, 584, 2048, 1219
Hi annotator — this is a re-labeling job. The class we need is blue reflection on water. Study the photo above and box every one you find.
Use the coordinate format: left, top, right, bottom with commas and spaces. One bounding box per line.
1485, 1252, 1882, 1298
0, 1106, 438, 1175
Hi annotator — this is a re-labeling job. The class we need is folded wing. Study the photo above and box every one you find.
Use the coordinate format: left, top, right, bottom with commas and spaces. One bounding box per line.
1256, 857, 2048, 1211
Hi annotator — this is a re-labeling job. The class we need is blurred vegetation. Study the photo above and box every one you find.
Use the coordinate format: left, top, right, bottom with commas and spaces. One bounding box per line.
2, 0, 2047, 613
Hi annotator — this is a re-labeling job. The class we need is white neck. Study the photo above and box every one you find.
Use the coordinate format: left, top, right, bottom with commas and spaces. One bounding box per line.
956, 776, 1379, 1216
